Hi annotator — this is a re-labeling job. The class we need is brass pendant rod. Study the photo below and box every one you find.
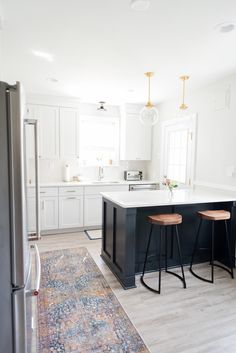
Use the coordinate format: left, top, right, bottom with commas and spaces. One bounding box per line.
179, 75, 189, 110
182, 78, 185, 106
148, 74, 151, 103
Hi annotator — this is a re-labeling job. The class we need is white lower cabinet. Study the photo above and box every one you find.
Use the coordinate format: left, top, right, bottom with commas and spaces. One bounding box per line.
27, 196, 59, 231
84, 195, 102, 227
59, 196, 83, 228
41, 197, 59, 230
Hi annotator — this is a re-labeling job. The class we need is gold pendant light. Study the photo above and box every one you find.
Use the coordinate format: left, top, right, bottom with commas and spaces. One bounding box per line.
179, 75, 189, 110
140, 72, 159, 125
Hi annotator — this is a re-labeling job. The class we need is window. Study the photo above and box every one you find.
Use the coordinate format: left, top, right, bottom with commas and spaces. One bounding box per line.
79, 115, 119, 165
161, 115, 196, 185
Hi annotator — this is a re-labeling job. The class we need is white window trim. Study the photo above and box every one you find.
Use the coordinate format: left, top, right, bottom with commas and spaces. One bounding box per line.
160, 114, 197, 186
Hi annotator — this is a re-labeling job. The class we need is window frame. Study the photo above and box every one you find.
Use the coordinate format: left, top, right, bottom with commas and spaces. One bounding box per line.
160, 114, 197, 186
79, 114, 120, 166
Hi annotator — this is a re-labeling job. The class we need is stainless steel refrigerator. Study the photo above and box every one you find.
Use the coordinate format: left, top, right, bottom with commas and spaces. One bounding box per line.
0, 81, 41, 353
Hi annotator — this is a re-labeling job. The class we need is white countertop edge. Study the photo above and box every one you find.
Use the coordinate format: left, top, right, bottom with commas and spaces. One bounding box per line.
101, 189, 236, 208
28, 180, 159, 187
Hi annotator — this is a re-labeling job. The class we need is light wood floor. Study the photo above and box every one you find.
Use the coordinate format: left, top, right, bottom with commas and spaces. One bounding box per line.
35, 232, 236, 353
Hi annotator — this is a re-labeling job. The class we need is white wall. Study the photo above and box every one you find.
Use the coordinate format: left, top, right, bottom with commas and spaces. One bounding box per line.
148, 73, 236, 190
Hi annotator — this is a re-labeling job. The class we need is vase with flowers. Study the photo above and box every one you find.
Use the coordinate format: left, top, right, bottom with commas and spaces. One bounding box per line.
162, 176, 178, 196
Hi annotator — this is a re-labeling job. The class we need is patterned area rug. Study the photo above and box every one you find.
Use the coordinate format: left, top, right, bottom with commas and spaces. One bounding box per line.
38, 247, 149, 353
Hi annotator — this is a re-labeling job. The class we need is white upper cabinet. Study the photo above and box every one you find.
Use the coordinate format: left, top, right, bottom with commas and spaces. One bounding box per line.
38, 105, 59, 159
120, 105, 152, 161
59, 107, 79, 159
26, 104, 59, 159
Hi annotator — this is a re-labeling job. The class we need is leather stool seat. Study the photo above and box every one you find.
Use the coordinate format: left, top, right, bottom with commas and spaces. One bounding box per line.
197, 210, 230, 221
148, 213, 182, 226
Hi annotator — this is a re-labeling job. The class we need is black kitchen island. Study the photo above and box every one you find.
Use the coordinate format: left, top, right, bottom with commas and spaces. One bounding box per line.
101, 189, 236, 289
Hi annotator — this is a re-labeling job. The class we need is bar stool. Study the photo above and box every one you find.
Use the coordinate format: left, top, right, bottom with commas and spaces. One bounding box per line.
141, 213, 186, 294
190, 210, 234, 283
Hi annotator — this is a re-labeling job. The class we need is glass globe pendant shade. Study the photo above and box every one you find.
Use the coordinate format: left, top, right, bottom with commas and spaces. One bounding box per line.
140, 105, 159, 126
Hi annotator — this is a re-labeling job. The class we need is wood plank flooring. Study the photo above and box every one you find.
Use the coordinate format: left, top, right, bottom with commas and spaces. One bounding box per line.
35, 231, 236, 353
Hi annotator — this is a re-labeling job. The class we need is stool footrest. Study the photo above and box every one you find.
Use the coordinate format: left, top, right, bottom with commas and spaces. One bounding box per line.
141, 268, 186, 293
212, 263, 234, 279
189, 267, 213, 284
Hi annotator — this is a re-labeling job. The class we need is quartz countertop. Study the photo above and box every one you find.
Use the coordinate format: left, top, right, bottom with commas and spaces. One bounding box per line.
27, 180, 159, 187
101, 188, 236, 208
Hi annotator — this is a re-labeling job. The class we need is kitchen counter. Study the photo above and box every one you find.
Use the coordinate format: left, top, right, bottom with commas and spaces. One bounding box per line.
101, 188, 236, 289
27, 180, 158, 187
101, 188, 236, 208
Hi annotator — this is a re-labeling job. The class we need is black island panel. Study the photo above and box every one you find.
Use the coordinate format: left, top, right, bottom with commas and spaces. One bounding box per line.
101, 198, 236, 289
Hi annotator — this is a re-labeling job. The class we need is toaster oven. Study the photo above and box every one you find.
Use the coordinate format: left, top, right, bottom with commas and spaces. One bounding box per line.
124, 170, 143, 181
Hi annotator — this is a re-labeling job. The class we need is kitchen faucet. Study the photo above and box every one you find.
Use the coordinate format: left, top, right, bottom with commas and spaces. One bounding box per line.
98, 166, 104, 181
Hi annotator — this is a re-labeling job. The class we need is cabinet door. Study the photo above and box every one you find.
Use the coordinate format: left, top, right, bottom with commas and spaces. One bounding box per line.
59, 107, 79, 159
84, 195, 102, 227
27, 197, 36, 232
59, 196, 83, 228
38, 106, 59, 159
120, 114, 152, 160
41, 197, 59, 230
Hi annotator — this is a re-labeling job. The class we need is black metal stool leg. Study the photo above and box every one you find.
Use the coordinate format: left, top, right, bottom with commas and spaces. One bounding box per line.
175, 225, 186, 288
141, 224, 153, 277
190, 218, 214, 283
165, 227, 168, 272
224, 220, 234, 279
158, 226, 163, 294
190, 219, 202, 270
210, 221, 214, 283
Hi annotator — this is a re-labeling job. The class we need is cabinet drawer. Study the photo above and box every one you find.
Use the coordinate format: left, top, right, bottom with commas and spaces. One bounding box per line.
59, 187, 83, 196
84, 185, 129, 195
39, 187, 58, 197
27, 187, 58, 197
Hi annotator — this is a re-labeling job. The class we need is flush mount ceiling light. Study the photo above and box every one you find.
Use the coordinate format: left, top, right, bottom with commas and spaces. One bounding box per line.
140, 72, 159, 126
97, 101, 107, 111
130, 0, 150, 11
179, 75, 189, 110
215, 22, 235, 33
31, 50, 54, 62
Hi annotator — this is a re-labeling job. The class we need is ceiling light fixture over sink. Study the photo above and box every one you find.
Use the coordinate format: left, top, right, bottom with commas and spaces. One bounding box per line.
140, 72, 159, 126
130, 0, 150, 11
97, 101, 107, 111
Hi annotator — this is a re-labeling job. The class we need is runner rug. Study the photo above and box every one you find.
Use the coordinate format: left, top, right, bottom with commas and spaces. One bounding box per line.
38, 247, 149, 353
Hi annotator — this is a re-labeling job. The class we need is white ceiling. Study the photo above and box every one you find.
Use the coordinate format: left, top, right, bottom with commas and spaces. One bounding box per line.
1, 0, 236, 104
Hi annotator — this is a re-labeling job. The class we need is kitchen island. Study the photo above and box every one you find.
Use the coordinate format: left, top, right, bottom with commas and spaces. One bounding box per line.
100, 188, 236, 289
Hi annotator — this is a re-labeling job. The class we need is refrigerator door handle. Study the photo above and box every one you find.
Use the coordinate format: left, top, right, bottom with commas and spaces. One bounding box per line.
26, 244, 41, 296
25, 119, 41, 241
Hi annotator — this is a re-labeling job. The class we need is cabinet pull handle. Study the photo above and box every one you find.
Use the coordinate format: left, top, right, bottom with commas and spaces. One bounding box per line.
67, 190, 76, 192
40, 191, 46, 194
67, 197, 76, 200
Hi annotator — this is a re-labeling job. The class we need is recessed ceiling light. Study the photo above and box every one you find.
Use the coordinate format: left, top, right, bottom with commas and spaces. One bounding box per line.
31, 50, 54, 62
215, 22, 235, 34
130, 0, 150, 11
47, 77, 58, 83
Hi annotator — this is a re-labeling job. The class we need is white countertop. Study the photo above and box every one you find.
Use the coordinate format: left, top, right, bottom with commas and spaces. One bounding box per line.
28, 180, 158, 187
101, 188, 236, 208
